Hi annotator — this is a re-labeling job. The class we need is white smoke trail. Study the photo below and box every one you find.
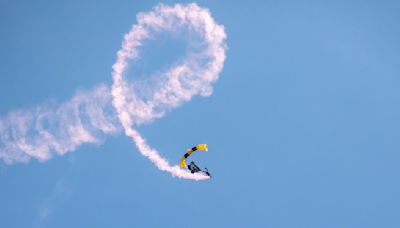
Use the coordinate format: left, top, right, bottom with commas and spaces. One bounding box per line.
111, 3, 226, 180
0, 3, 226, 180
0, 85, 119, 164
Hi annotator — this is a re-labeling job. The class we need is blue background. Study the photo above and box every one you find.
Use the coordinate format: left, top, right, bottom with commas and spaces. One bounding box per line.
1, 0, 400, 227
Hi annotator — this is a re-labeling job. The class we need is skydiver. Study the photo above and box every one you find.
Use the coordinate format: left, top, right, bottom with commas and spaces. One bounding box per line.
179, 144, 211, 177
188, 161, 211, 177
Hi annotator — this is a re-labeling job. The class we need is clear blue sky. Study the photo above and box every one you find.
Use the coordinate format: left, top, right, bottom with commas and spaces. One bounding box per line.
1, 0, 400, 227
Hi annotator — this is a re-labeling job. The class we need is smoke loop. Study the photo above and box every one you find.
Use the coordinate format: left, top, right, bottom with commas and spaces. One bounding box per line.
0, 3, 227, 180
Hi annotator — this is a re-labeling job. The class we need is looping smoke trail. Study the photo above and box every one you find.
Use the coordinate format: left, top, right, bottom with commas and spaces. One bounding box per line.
0, 3, 226, 180
111, 3, 226, 180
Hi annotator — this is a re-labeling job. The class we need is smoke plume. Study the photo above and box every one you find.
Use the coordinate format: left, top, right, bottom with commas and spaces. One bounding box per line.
0, 3, 227, 180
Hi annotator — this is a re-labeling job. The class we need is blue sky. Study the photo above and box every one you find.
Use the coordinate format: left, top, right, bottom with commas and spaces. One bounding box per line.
1, 0, 400, 227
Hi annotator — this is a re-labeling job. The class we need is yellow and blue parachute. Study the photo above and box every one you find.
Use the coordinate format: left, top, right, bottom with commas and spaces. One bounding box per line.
179, 144, 208, 169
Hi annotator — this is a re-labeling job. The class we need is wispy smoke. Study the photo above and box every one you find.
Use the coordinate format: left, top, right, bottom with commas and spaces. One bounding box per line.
112, 3, 226, 180
0, 3, 227, 180
0, 85, 119, 164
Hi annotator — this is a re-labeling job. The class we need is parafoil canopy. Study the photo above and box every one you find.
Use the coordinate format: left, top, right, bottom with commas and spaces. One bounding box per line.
179, 144, 208, 169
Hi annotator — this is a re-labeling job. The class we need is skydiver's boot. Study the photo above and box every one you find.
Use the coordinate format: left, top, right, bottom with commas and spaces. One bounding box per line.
203, 168, 211, 177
